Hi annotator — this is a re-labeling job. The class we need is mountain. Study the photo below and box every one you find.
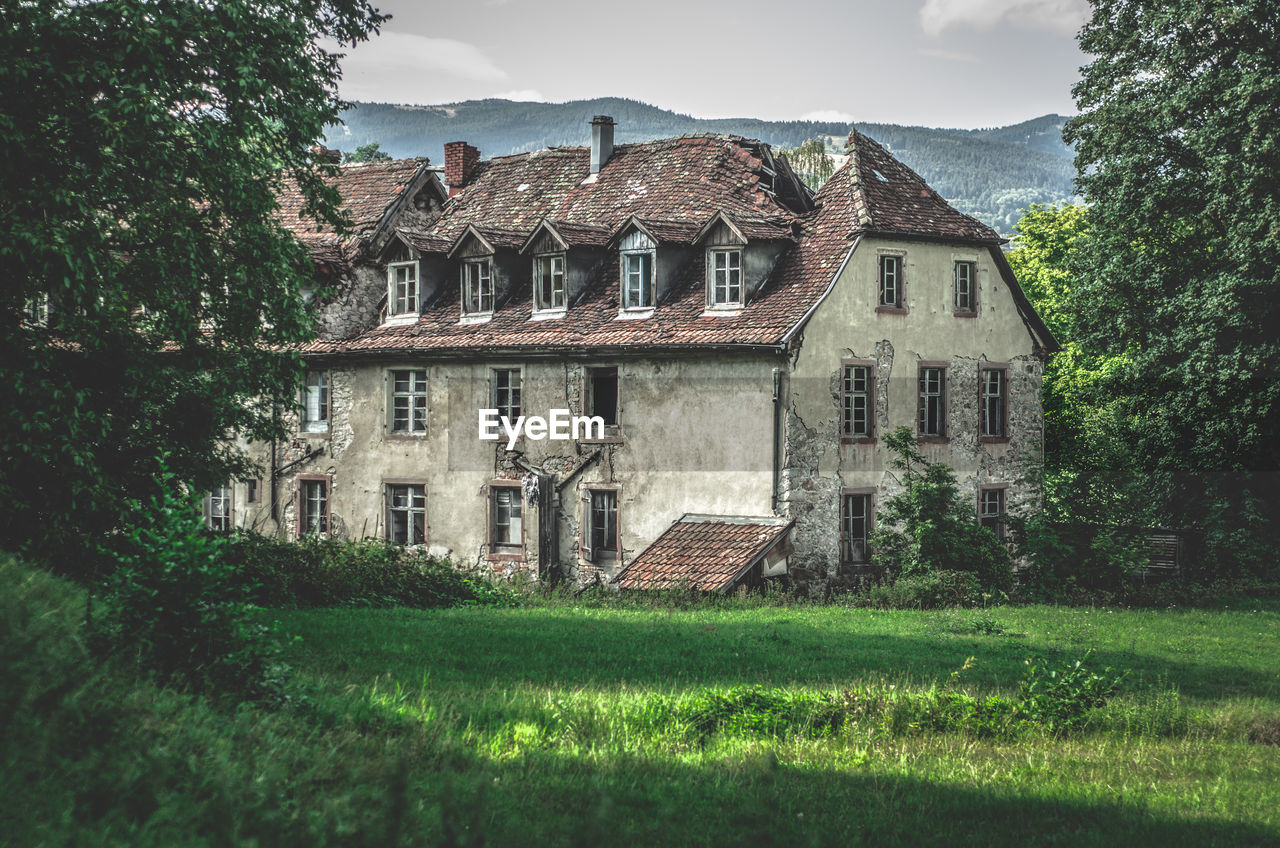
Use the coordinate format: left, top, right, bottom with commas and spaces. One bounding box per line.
324, 98, 1077, 234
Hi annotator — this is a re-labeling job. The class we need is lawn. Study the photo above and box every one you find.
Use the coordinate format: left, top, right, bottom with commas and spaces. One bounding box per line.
270, 597, 1280, 846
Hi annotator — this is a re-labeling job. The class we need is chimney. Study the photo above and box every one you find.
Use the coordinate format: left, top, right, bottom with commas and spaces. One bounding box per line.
311, 144, 342, 164
590, 115, 615, 175
444, 141, 481, 195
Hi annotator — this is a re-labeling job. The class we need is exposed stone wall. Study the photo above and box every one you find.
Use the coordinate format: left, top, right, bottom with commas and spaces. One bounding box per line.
315, 264, 386, 339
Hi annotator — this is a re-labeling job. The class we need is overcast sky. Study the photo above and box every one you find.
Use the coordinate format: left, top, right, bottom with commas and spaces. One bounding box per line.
328, 0, 1090, 128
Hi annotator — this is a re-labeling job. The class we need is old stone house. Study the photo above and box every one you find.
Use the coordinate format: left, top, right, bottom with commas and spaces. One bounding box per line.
214, 117, 1057, 593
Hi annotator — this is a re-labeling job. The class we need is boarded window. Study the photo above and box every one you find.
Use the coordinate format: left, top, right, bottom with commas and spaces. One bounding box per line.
842, 365, 872, 438
841, 493, 871, 563
919, 366, 946, 437
389, 369, 427, 433
387, 484, 426, 545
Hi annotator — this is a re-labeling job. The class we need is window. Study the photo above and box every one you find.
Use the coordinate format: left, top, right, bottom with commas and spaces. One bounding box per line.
622, 251, 654, 309
841, 364, 873, 439
534, 254, 565, 311
841, 492, 872, 564
301, 370, 329, 433
24, 292, 49, 327
462, 259, 493, 315
299, 478, 328, 535
980, 366, 1007, 439
708, 249, 742, 307
246, 478, 259, 505
491, 368, 521, 421
584, 489, 618, 563
878, 255, 903, 308
954, 261, 976, 313
490, 485, 523, 554
388, 369, 427, 434
387, 483, 426, 545
918, 366, 946, 438
980, 487, 1006, 540
587, 366, 618, 427
388, 261, 418, 317
206, 485, 232, 532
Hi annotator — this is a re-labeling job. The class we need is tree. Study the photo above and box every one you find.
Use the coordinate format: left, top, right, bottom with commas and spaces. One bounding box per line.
1064, 0, 1280, 573
344, 141, 393, 163
777, 138, 835, 191
0, 1, 387, 567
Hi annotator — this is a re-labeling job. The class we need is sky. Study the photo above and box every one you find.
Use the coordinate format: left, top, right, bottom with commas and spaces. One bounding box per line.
327, 0, 1091, 129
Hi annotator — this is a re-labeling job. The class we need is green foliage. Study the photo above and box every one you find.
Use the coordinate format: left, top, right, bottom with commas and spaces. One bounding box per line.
92, 467, 284, 703
221, 531, 522, 609
871, 427, 1012, 593
776, 138, 835, 190
1017, 652, 1125, 734
850, 570, 984, 610
0, 0, 386, 568
1064, 0, 1280, 574
343, 141, 392, 162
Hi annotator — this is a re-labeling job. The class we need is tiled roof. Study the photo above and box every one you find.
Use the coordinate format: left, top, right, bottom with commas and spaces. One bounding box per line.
612, 515, 794, 593
845, 129, 1000, 243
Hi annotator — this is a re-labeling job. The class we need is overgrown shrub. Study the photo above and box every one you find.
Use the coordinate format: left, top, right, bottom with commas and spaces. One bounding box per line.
851, 570, 984, 610
1017, 651, 1125, 734
221, 531, 521, 609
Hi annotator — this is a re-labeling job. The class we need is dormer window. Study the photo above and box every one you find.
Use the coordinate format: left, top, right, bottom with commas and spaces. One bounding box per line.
708, 248, 742, 308
462, 258, 494, 315
622, 251, 654, 309
388, 261, 418, 317
534, 254, 565, 311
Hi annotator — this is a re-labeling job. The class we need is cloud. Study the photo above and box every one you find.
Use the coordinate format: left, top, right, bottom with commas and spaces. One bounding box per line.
493, 89, 546, 102
918, 0, 1089, 36
917, 48, 980, 63
800, 109, 855, 124
323, 31, 509, 101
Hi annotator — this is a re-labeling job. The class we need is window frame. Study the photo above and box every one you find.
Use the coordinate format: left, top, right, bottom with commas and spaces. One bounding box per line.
706, 248, 743, 309
621, 249, 656, 311
386, 368, 428, 436
461, 257, 494, 317
384, 480, 427, 546
581, 486, 620, 565
840, 359, 876, 443
387, 260, 419, 318
953, 260, 977, 316
490, 367, 522, 423
840, 488, 875, 565
297, 474, 330, 537
24, 292, 50, 327
978, 484, 1009, 541
917, 362, 949, 442
206, 484, 233, 532
979, 363, 1009, 443
584, 365, 620, 434
300, 369, 329, 435
876, 252, 907, 313
245, 478, 260, 505
488, 481, 525, 560
533, 252, 566, 313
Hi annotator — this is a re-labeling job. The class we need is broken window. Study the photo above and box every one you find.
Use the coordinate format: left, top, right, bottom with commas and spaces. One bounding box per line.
841, 364, 873, 439
301, 370, 329, 433
879, 255, 903, 308
918, 366, 946, 438
980, 487, 1006, 540
585, 489, 618, 563
980, 366, 1007, 438
388, 261, 418, 317
462, 258, 494, 315
622, 250, 654, 309
300, 479, 328, 535
491, 368, 521, 421
708, 249, 742, 307
954, 261, 976, 313
246, 478, 259, 505
387, 483, 426, 545
587, 366, 618, 427
388, 369, 427, 433
841, 492, 872, 564
534, 254, 565, 311
490, 485, 523, 553
206, 485, 232, 532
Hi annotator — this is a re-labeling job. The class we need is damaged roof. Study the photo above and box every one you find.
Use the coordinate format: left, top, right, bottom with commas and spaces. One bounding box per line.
612, 514, 794, 593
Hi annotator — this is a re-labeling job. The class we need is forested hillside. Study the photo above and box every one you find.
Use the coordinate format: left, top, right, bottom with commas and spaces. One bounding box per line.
325, 98, 1077, 233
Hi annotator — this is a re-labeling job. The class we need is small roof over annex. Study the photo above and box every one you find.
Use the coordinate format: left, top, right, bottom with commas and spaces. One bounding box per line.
611, 514, 794, 594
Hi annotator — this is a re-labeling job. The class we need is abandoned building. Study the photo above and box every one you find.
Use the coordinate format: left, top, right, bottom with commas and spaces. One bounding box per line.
213, 117, 1058, 593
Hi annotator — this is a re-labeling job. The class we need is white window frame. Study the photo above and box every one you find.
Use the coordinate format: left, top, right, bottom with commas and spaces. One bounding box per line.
707, 248, 742, 308
387, 261, 419, 318
533, 253, 566, 312
491, 367, 521, 422
621, 250, 655, 310
583, 488, 619, 564
462, 258, 494, 316
206, 484, 232, 532
386, 483, 427, 545
299, 478, 328, 536
490, 484, 524, 554
301, 370, 329, 434
387, 369, 428, 434
980, 487, 1007, 540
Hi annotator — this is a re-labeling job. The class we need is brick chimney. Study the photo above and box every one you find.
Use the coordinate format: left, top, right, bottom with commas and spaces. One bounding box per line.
444, 141, 481, 196
590, 116, 615, 175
